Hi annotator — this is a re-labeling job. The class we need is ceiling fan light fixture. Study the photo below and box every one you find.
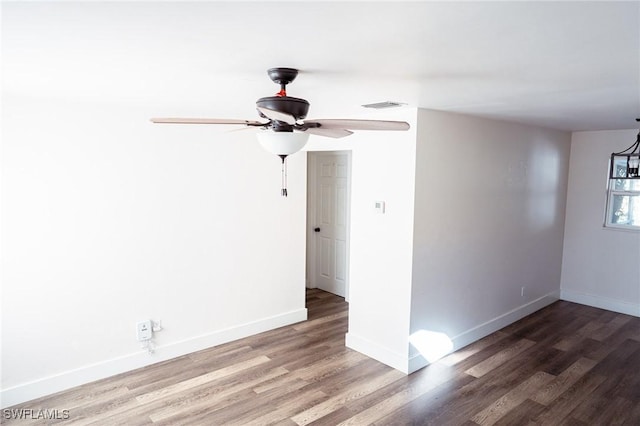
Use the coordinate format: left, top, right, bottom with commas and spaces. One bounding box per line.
256, 131, 310, 156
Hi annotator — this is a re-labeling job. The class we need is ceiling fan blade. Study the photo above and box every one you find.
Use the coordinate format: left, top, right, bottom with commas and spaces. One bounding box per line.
151, 117, 265, 125
305, 119, 410, 131
226, 126, 258, 134
256, 107, 297, 125
302, 128, 354, 139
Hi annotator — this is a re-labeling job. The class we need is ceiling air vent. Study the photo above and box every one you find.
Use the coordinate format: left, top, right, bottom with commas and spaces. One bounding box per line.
362, 101, 407, 109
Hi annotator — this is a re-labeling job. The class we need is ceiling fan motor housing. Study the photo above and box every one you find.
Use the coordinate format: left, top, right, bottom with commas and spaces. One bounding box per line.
256, 96, 310, 122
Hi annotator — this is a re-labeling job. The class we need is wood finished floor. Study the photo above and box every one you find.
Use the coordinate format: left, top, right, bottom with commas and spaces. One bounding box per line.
4, 288, 640, 425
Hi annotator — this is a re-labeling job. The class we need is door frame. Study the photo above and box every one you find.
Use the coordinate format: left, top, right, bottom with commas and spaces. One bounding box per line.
306, 150, 352, 301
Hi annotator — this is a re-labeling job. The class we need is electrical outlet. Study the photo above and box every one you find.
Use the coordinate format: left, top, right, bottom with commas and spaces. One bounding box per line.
136, 320, 153, 341
521, 286, 525, 297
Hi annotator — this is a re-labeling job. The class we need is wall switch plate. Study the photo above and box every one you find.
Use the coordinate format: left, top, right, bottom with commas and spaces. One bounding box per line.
374, 201, 386, 214
136, 320, 153, 341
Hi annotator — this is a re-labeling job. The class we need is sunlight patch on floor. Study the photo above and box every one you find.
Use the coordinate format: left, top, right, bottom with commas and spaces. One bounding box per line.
409, 330, 454, 363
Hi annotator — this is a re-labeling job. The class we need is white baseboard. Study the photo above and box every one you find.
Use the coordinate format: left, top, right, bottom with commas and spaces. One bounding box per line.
1, 308, 307, 409
407, 290, 561, 374
345, 333, 410, 374
561, 289, 640, 317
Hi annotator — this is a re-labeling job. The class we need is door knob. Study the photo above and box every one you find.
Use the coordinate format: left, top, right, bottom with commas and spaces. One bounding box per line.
314, 227, 321, 232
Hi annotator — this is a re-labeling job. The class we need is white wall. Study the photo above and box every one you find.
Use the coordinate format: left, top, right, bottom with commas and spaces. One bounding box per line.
344, 111, 418, 372
307, 109, 572, 373
560, 130, 640, 316
409, 109, 571, 371
1, 95, 308, 407
304, 109, 419, 372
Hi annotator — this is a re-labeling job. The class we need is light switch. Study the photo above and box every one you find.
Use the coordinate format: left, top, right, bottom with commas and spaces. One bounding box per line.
374, 201, 385, 214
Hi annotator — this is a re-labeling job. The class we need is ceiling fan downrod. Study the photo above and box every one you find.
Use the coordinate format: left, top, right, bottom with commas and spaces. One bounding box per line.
269, 67, 298, 98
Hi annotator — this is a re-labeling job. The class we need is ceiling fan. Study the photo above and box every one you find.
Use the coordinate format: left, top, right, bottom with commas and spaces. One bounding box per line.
151, 67, 410, 196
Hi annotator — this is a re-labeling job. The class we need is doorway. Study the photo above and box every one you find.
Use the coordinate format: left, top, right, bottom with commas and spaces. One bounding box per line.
306, 151, 352, 300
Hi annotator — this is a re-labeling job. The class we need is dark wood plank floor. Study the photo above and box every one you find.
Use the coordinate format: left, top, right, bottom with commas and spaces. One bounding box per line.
3, 288, 640, 425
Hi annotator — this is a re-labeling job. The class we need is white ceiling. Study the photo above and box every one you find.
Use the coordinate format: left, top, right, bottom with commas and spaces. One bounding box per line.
3, 1, 639, 131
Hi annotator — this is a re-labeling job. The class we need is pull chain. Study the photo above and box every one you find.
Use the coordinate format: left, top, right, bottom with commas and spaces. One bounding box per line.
279, 155, 288, 197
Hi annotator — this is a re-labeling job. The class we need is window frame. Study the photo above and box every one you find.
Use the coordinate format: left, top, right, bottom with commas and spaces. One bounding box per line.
604, 158, 640, 231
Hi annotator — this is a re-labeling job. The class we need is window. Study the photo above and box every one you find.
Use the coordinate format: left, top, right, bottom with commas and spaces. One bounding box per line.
605, 158, 640, 230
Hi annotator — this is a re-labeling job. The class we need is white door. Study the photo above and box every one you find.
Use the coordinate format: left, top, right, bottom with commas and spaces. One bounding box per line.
310, 152, 350, 298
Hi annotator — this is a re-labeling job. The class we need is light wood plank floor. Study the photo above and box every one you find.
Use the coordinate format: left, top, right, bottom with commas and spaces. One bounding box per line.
3, 289, 640, 425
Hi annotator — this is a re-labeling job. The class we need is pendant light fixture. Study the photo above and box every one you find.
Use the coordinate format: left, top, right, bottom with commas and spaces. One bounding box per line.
609, 118, 640, 179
